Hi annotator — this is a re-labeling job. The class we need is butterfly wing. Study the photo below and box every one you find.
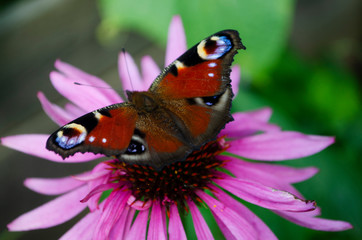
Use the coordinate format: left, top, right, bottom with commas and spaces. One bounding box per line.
46, 103, 137, 158
46, 102, 192, 169
149, 30, 245, 147
46, 30, 245, 169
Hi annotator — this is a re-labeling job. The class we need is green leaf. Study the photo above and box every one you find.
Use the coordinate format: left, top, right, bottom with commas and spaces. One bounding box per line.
98, 0, 295, 76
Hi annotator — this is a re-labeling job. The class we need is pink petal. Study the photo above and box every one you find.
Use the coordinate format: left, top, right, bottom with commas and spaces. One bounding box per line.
8, 186, 88, 231
230, 65, 240, 97
197, 190, 257, 239
118, 51, 144, 92
188, 200, 214, 240
1, 134, 101, 162
220, 113, 280, 138
125, 209, 149, 240
109, 205, 134, 240
141, 55, 160, 88
55, 59, 122, 104
222, 156, 319, 184
73, 162, 110, 182
24, 176, 85, 195
276, 210, 353, 231
213, 215, 238, 240
165, 15, 187, 66
148, 201, 167, 240
80, 183, 118, 203
83, 162, 112, 211
50, 71, 114, 112
227, 131, 335, 161
241, 107, 273, 122
169, 204, 187, 240
60, 211, 101, 240
212, 187, 277, 240
214, 175, 316, 212
127, 195, 152, 210
93, 189, 131, 239
37, 92, 76, 126
121, 207, 136, 239
64, 103, 86, 118
220, 156, 306, 198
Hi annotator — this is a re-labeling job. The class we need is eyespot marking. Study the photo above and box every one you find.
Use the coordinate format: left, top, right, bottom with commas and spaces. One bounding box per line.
197, 35, 232, 60
55, 123, 87, 149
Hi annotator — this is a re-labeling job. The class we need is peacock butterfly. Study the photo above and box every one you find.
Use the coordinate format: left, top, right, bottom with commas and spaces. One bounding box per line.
46, 30, 245, 169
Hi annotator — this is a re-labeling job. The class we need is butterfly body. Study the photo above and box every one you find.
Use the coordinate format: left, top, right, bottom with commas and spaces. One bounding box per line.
47, 30, 245, 169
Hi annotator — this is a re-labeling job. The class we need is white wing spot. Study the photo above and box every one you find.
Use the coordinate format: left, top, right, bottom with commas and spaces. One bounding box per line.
102, 138, 107, 143
89, 136, 95, 142
208, 62, 217, 67
208, 73, 215, 77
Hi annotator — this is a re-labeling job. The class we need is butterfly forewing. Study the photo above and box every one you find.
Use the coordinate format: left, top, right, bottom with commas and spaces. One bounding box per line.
149, 30, 245, 147
46, 103, 137, 158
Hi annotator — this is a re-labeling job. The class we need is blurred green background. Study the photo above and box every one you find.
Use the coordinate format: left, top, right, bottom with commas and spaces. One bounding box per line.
0, 0, 360, 239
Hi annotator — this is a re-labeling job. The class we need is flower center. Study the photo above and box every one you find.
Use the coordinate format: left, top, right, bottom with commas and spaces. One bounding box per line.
108, 138, 227, 209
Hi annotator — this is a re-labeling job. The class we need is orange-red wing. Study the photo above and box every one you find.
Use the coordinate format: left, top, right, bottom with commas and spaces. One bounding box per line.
46, 103, 137, 158
83, 107, 137, 151
156, 60, 224, 98
150, 30, 244, 99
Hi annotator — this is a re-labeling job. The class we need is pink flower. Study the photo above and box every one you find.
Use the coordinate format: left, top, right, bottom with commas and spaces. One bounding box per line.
2, 16, 352, 239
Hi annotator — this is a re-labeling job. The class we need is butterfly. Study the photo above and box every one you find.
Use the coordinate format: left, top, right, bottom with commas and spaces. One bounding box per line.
46, 30, 245, 169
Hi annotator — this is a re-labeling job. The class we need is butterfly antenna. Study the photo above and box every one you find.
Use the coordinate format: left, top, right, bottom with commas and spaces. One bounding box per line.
122, 48, 134, 92
73, 82, 114, 89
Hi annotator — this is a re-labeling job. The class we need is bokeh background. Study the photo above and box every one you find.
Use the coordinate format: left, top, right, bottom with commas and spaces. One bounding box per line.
0, 0, 360, 239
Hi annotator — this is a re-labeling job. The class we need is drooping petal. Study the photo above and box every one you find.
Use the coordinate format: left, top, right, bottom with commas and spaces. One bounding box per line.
55, 59, 122, 104
125, 209, 149, 240
212, 187, 277, 240
147, 201, 167, 240
24, 176, 85, 195
64, 103, 86, 118
197, 190, 257, 239
37, 92, 76, 126
220, 112, 280, 138
188, 200, 214, 240
230, 65, 240, 97
276, 210, 353, 231
141, 55, 160, 88
50, 71, 116, 112
93, 189, 131, 239
169, 204, 187, 240
1, 134, 101, 162
8, 186, 88, 231
109, 205, 134, 240
122, 207, 136, 239
222, 156, 319, 184
127, 195, 152, 210
60, 210, 101, 240
118, 51, 144, 92
227, 131, 334, 161
83, 162, 112, 211
80, 183, 118, 204
214, 175, 316, 212
241, 107, 273, 122
165, 15, 187, 66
